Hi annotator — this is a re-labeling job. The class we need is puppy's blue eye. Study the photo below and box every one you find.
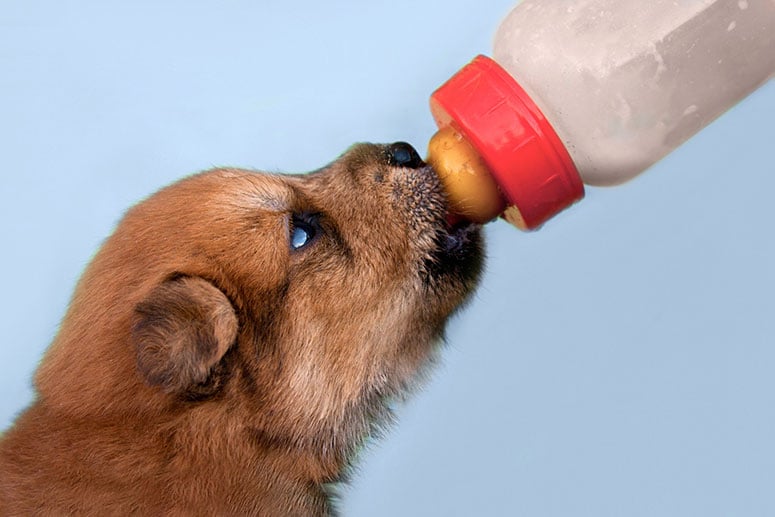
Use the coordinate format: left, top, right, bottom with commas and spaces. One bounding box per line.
291, 225, 312, 250
290, 215, 319, 251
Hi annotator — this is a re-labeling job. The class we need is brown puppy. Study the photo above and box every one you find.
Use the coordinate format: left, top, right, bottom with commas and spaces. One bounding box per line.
0, 142, 482, 515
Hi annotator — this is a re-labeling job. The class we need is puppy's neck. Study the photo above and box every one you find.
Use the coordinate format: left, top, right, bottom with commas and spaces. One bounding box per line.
2, 401, 349, 515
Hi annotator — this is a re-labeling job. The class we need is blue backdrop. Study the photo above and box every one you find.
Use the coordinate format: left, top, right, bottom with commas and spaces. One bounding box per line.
2, 1, 774, 515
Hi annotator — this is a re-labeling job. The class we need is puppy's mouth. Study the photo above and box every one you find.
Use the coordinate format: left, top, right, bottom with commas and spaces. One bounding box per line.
413, 165, 483, 284
383, 141, 483, 285
423, 214, 482, 283
441, 219, 480, 255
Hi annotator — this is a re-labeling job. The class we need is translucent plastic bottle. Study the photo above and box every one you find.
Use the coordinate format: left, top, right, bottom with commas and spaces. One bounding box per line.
428, 0, 775, 229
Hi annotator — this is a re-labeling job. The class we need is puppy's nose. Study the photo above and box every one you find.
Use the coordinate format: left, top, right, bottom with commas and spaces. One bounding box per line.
387, 142, 424, 169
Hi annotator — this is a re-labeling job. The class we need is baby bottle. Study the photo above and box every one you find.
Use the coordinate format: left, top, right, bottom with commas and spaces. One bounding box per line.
427, 0, 775, 229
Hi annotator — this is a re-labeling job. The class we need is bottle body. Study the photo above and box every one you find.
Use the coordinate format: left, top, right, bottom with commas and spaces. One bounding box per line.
428, 0, 775, 229
493, 0, 775, 186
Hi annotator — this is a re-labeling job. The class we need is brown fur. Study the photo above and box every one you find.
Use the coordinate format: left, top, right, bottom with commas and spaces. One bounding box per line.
0, 143, 482, 515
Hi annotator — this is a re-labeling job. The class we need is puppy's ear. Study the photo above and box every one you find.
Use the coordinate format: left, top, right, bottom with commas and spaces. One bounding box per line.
131, 276, 238, 395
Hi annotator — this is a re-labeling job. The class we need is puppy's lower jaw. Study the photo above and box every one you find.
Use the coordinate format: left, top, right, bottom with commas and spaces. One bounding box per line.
420, 221, 483, 292
441, 220, 481, 255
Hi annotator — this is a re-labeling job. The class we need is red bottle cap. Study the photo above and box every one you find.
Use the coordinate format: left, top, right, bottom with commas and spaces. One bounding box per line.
430, 55, 584, 230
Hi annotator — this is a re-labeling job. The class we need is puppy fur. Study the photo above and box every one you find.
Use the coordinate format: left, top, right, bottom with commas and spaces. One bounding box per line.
0, 143, 483, 515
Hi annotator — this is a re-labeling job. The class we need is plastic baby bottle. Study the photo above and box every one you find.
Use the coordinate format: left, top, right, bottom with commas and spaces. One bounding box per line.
427, 0, 775, 229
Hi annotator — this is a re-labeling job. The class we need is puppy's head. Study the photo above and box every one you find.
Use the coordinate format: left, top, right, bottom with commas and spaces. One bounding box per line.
37, 143, 483, 457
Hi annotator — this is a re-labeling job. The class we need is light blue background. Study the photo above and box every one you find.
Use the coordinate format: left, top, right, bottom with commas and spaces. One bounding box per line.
2, 1, 774, 515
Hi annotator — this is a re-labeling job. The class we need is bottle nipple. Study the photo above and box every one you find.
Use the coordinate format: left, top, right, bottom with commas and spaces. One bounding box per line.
426, 126, 506, 224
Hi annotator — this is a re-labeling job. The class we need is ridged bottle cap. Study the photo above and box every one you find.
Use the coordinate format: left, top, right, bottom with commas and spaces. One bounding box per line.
431, 55, 584, 229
